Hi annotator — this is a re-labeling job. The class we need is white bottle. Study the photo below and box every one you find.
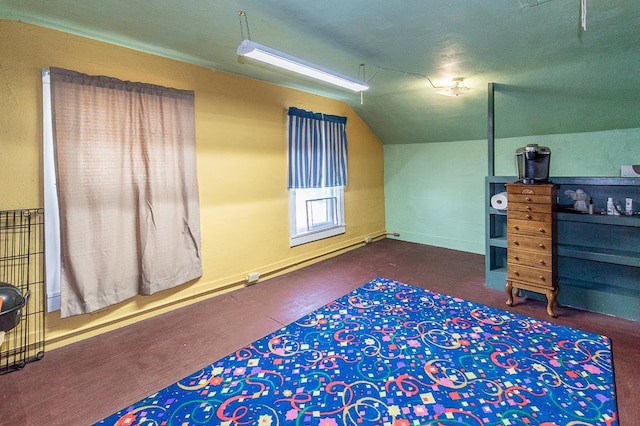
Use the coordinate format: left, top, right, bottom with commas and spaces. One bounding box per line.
607, 197, 615, 215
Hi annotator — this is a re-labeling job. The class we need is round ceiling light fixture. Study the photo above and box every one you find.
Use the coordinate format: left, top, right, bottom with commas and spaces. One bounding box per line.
437, 77, 471, 97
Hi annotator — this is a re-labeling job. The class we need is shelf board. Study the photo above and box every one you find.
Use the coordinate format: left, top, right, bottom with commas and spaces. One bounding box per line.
487, 176, 640, 186
558, 211, 640, 227
558, 276, 640, 299
558, 244, 640, 267
552, 176, 640, 186
488, 237, 507, 248
489, 208, 507, 215
485, 269, 507, 291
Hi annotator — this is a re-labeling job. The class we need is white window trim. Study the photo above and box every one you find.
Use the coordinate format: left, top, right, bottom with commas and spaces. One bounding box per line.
289, 187, 345, 247
42, 70, 62, 312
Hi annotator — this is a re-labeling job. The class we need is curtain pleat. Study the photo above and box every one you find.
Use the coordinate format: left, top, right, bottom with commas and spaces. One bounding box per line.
287, 107, 348, 189
49, 67, 202, 318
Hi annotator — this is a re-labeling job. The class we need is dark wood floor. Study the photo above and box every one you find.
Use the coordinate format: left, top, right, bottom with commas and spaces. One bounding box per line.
1, 239, 637, 425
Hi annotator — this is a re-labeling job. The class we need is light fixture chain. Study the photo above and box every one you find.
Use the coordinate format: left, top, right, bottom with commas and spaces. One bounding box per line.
238, 11, 252, 41
370, 66, 440, 89
359, 64, 366, 105
358, 64, 366, 82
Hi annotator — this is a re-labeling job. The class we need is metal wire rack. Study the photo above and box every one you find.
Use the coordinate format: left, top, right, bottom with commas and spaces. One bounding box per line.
0, 208, 45, 374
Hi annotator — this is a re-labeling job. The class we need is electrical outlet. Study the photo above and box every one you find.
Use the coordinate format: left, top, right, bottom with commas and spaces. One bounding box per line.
364, 236, 373, 244
246, 272, 260, 284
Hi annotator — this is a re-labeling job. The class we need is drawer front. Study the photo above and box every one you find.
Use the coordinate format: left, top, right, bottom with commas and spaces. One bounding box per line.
507, 210, 549, 222
508, 265, 553, 289
507, 194, 552, 205
507, 250, 552, 271
508, 218, 552, 237
508, 202, 553, 214
506, 184, 554, 196
508, 234, 552, 253
505, 184, 557, 295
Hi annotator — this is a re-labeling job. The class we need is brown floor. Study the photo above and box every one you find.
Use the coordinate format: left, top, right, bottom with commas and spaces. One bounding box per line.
0, 239, 638, 425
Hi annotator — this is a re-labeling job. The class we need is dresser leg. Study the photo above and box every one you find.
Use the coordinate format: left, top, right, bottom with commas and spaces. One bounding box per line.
506, 281, 514, 306
546, 288, 559, 318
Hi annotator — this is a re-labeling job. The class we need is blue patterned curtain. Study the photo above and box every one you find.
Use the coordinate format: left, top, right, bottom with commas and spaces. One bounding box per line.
287, 107, 348, 189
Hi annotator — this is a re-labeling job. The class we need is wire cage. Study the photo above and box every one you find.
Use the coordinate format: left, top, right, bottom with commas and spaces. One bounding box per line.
0, 209, 45, 374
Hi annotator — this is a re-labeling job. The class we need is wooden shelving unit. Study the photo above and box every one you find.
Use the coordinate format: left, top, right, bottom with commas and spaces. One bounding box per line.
486, 176, 640, 321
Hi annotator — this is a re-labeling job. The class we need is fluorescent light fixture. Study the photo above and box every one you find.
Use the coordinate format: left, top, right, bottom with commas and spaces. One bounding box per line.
237, 39, 369, 92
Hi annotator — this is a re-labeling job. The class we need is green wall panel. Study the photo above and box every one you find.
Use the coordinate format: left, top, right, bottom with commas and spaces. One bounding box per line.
385, 128, 640, 255
384, 140, 487, 254
495, 128, 640, 177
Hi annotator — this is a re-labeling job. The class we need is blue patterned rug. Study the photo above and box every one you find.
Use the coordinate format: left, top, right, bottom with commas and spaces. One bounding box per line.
96, 277, 617, 425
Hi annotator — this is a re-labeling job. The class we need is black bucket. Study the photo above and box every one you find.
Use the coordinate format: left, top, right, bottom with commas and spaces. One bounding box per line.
0, 283, 29, 332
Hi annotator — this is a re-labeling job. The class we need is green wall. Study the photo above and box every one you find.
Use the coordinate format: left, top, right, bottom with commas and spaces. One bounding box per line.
384, 140, 487, 254
494, 128, 640, 177
384, 127, 640, 255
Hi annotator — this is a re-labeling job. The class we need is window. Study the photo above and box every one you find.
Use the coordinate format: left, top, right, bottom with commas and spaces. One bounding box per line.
287, 107, 348, 247
289, 186, 345, 247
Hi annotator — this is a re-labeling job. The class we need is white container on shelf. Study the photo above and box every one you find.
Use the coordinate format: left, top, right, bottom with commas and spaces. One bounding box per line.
621, 165, 640, 177
607, 197, 616, 215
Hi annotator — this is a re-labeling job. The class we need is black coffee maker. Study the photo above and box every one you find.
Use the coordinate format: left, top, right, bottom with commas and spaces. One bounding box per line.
515, 144, 551, 184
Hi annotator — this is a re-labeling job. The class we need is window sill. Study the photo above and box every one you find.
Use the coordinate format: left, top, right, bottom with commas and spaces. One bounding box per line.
290, 225, 345, 247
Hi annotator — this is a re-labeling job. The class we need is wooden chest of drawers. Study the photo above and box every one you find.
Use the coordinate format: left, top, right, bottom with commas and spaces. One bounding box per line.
505, 183, 558, 317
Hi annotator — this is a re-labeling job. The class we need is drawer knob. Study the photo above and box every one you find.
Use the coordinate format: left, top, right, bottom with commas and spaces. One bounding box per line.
538, 243, 546, 249
513, 226, 519, 230
539, 260, 546, 265
514, 241, 520, 246
525, 197, 532, 202
514, 271, 520, 276
539, 228, 545, 233
526, 206, 532, 211
538, 275, 545, 281
513, 256, 520, 261
526, 214, 532, 219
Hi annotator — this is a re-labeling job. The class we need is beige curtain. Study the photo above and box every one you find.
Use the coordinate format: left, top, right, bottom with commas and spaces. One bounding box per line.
50, 67, 202, 318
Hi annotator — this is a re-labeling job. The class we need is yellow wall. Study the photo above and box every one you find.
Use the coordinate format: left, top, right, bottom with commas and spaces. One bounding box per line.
0, 21, 386, 349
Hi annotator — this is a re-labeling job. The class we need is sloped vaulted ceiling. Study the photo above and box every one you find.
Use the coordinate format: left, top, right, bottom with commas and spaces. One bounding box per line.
1, 0, 639, 144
